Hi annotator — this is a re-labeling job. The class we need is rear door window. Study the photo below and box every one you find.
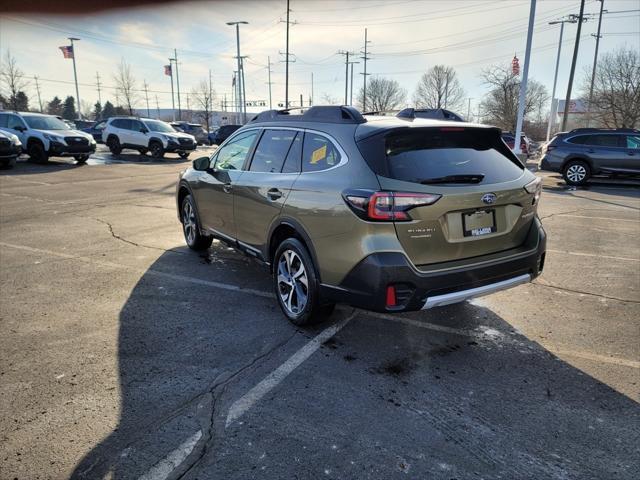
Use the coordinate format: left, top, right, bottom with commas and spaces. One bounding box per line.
362, 128, 524, 185
249, 129, 297, 173
567, 135, 589, 144
282, 132, 303, 173
302, 133, 341, 172
587, 135, 623, 147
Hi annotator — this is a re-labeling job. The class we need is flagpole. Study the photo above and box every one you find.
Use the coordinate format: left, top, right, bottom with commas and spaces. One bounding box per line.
168, 59, 176, 121
69, 37, 81, 120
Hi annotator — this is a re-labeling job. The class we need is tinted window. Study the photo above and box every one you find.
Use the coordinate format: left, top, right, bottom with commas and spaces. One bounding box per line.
627, 135, 640, 149
250, 129, 297, 173
214, 131, 258, 171
130, 120, 144, 131
587, 134, 622, 147
382, 129, 523, 185
0, 114, 7, 128
7, 115, 26, 130
112, 119, 130, 129
302, 133, 342, 172
282, 132, 303, 173
567, 135, 589, 144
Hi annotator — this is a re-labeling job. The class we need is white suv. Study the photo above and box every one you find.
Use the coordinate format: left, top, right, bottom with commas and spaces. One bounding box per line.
0, 111, 96, 163
103, 117, 197, 159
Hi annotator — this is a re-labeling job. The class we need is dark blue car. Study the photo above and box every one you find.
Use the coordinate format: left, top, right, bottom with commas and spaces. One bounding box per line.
82, 120, 107, 143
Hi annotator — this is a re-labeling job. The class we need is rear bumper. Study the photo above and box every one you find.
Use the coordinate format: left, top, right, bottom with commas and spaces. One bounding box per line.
321, 217, 546, 312
539, 155, 560, 172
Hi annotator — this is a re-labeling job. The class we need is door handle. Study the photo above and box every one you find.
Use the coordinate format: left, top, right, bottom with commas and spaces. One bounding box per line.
627, 151, 635, 156
222, 183, 232, 193
267, 188, 283, 200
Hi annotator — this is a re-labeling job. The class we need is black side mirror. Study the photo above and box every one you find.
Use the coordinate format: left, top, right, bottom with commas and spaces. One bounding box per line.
140, 128, 148, 133
14, 126, 25, 132
192, 156, 210, 171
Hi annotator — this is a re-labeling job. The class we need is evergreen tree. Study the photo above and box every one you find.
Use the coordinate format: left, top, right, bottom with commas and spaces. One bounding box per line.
102, 100, 116, 119
62, 96, 77, 120
93, 101, 103, 120
47, 96, 63, 116
12, 91, 29, 111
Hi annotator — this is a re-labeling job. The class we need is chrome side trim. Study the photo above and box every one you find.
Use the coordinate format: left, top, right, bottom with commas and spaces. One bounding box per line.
422, 274, 531, 309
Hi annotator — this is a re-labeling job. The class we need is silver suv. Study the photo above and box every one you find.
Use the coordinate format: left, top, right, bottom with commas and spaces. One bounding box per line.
540, 128, 640, 185
103, 117, 197, 159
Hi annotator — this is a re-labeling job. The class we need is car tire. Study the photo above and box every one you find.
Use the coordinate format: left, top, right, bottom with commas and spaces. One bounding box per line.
181, 194, 213, 251
178, 152, 190, 159
107, 136, 122, 155
563, 159, 591, 186
0, 157, 17, 169
74, 155, 89, 163
27, 142, 49, 163
139, 149, 148, 156
150, 142, 165, 159
274, 238, 333, 326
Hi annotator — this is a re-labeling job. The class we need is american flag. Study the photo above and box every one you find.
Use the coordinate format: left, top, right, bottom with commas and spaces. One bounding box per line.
164, 64, 172, 76
59, 45, 74, 59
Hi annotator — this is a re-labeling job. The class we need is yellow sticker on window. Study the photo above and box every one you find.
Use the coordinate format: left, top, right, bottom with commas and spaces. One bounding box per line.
310, 144, 327, 164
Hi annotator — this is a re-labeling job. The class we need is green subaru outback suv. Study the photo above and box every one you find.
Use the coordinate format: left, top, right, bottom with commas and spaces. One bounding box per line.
176, 106, 546, 325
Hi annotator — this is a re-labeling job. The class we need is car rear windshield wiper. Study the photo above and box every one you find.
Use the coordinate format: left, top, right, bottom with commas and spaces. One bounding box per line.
419, 174, 485, 184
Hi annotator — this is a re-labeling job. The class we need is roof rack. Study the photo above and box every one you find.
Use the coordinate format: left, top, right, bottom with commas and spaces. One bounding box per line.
249, 105, 366, 124
569, 127, 639, 134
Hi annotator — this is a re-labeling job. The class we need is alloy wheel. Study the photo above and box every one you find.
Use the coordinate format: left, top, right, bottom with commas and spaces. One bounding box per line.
277, 250, 309, 315
182, 201, 196, 245
566, 164, 587, 183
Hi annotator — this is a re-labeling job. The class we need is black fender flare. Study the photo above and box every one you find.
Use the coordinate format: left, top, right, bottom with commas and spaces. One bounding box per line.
267, 216, 321, 281
148, 137, 164, 148
562, 155, 595, 173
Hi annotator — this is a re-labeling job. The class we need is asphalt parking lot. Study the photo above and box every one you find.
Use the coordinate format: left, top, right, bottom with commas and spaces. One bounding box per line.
1, 149, 639, 480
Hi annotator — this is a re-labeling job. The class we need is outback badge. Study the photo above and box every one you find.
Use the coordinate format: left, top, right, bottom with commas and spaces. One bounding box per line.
481, 193, 497, 205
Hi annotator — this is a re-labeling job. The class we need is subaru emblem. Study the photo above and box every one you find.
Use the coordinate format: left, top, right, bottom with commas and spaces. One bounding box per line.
481, 193, 497, 205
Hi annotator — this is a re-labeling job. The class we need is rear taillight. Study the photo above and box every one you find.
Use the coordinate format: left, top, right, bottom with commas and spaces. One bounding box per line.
343, 190, 441, 222
524, 177, 542, 205
545, 145, 556, 152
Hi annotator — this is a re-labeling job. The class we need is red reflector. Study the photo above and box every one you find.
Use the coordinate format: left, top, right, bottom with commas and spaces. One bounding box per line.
386, 285, 397, 307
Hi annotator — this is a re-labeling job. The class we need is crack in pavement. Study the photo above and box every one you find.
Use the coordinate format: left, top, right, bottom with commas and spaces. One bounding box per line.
532, 279, 640, 304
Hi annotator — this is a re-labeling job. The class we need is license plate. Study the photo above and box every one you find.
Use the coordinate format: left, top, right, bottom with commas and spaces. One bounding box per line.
462, 209, 496, 237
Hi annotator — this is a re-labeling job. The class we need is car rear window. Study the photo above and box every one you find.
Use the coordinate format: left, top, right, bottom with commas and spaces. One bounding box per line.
358, 128, 524, 185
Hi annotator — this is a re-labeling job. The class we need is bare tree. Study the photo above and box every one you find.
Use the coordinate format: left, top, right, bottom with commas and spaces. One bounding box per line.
113, 59, 138, 115
479, 64, 548, 131
582, 48, 640, 128
1, 51, 30, 110
413, 65, 465, 112
191, 79, 215, 131
357, 77, 406, 112
320, 92, 340, 105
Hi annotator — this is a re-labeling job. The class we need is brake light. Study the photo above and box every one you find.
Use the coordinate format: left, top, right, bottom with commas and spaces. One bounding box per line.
343, 190, 441, 222
524, 177, 542, 205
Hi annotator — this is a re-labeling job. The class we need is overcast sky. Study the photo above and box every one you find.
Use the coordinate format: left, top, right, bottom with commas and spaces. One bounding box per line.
1, 0, 638, 116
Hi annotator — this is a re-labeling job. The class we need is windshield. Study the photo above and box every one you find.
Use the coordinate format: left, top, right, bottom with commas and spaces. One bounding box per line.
143, 120, 175, 133
23, 115, 70, 131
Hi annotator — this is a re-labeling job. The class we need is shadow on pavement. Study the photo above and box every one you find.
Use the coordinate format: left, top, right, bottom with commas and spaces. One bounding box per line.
70, 248, 640, 479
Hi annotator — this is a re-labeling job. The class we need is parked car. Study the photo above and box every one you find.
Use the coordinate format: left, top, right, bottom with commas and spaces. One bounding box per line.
540, 128, 640, 185
176, 106, 546, 325
502, 132, 530, 156
0, 111, 96, 163
0, 130, 22, 168
170, 122, 210, 145
81, 120, 107, 143
208, 124, 241, 145
103, 117, 197, 159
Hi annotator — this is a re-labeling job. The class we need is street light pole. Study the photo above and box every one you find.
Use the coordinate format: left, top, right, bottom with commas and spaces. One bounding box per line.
227, 21, 248, 122
561, 0, 586, 131
586, 0, 605, 127
68, 37, 81, 120
169, 57, 176, 121
514, 0, 536, 155
546, 17, 577, 141
174, 48, 182, 120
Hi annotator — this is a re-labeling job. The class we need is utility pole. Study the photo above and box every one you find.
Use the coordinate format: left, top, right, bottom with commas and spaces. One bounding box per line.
168, 57, 176, 121
349, 60, 360, 106
267, 56, 273, 109
240, 56, 248, 123
68, 37, 81, 119
143, 80, 150, 118
300, 93, 303, 108
209, 69, 213, 129
95, 72, 102, 105
587, 0, 605, 127
232, 71, 236, 122
467, 98, 472, 120
34, 76, 43, 112
155, 95, 160, 119
513, 0, 536, 155
546, 16, 577, 141
227, 21, 248, 121
285, 0, 291, 108
173, 49, 182, 120
338, 51, 353, 105
360, 28, 371, 111
562, 0, 586, 131
310, 72, 314, 106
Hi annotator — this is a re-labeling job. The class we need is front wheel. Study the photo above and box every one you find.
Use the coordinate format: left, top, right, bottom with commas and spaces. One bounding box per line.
181, 194, 213, 251
74, 154, 89, 163
150, 142, 165, 159
274, 238, 333, 326
563, 160, 590, 186
178, 152, 190, 159
27, 143, 49, 163
0, 157, 17, 169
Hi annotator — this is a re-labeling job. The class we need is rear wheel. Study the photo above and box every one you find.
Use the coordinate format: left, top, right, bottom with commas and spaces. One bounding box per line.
181, 194, 213, 251
274, 238, 333, 326
563, 160, 590, 186
150, 142, 165, 159
28, 142, 49, 163
107, 136, 122, 155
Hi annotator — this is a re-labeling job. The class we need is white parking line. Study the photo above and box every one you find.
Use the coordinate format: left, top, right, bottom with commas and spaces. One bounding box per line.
225, 311, 357, 427
138, 430, 202, 480
547, 249, 640, 262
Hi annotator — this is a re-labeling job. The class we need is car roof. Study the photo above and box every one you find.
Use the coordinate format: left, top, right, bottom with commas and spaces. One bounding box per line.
0, 111, 51, 117
355, 115, 497, 141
